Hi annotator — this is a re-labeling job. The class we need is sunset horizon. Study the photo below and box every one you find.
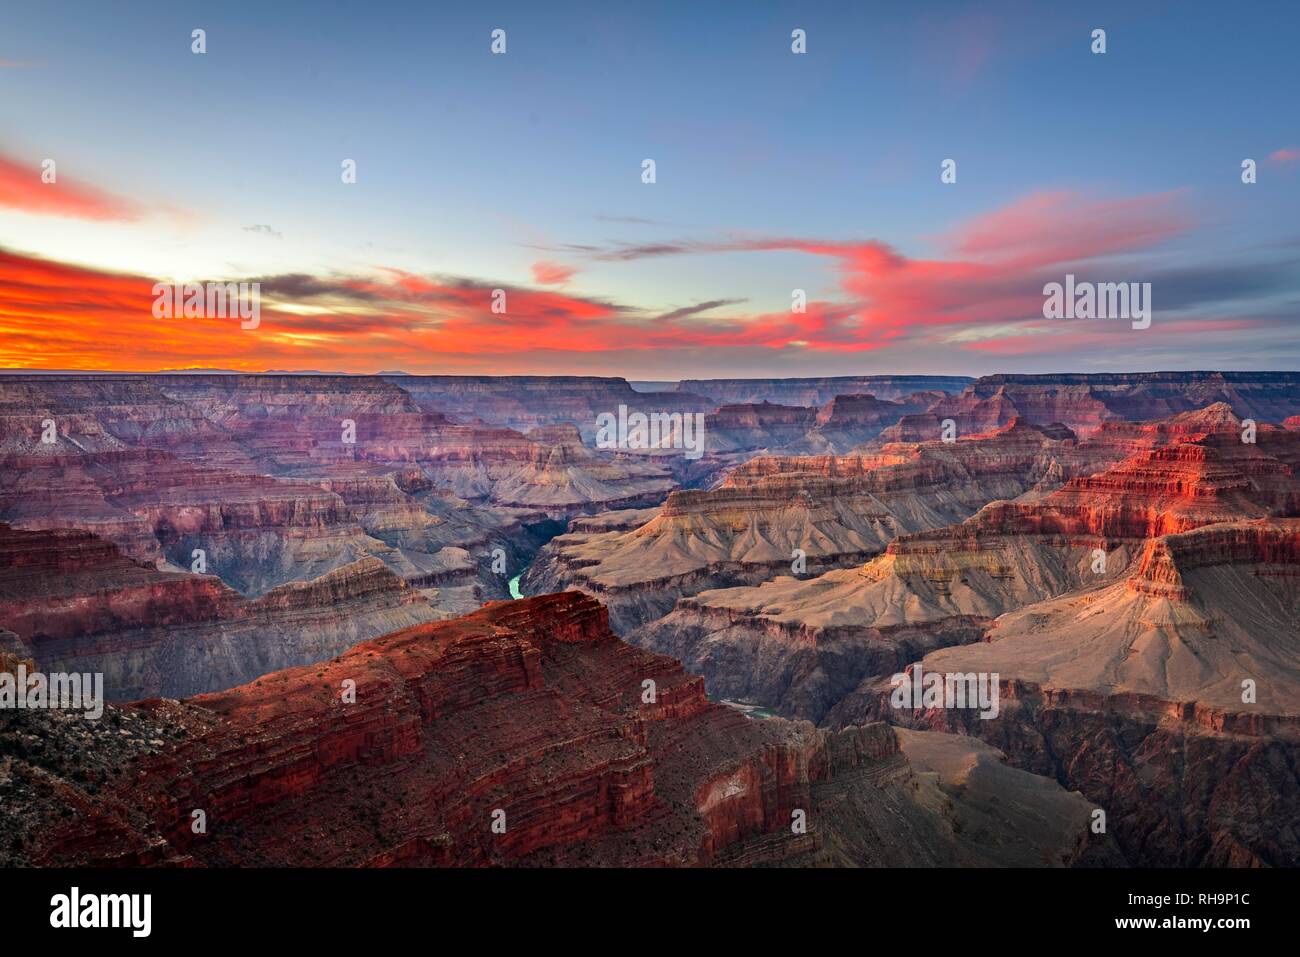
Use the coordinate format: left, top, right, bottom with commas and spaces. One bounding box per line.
2, 0, 1296, 933
4, 1, 1298, 378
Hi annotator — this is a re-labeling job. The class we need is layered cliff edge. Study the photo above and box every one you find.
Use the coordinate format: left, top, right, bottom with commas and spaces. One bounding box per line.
523, 419, 1092, 633
2, 592, 1108, 868
0, 523, 440, 700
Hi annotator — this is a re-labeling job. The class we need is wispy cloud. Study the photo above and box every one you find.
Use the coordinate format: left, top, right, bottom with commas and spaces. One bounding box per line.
0, 151, 140, 221
533, 188, 1300, 359
3, 188, 1296, 372
651, 299, 747, 323
530, 260, 576, 285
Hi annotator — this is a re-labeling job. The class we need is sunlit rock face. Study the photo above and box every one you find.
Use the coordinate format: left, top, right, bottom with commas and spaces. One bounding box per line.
8, 592, 1107, 869
4, 372, 1297, 869
618, 405, 1300, 867
526, 418, 1106, 634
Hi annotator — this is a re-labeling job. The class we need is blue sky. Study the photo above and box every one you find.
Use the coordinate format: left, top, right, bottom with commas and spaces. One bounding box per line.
2, 0, 1298, 375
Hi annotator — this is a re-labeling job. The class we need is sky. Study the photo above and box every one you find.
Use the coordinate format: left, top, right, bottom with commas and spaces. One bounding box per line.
1, 0, 1298, 377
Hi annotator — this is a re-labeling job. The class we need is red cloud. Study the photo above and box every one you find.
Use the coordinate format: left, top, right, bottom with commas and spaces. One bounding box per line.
0, 188, 1255, 371
1267, 147, 1300, 165
699, 191, 1196, 352
0, 152, 139, 220
0, 247, 864, 371
531, 261, 577, 285
942, 191, 1191, 266
559, 189, 1200, 356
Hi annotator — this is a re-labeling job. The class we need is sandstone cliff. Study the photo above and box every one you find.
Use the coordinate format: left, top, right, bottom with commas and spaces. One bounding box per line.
525, 419, 1095, 633
0, 523, 438, 699
5, 593, 1105, 868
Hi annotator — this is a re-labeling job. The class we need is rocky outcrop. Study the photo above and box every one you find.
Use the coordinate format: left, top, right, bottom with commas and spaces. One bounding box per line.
782, 392, 938, 453
632, 406, 1300, 725
7, 592, 1104, 868
481, 424, 675, 516
883, 371, 1300, 441
525, 419, 1091, 633
891, 561, 1300, 866
0, 524, 439, 700
917, 518, 1300, 716
696, 402, 817, 452
854, 511, 1300, 867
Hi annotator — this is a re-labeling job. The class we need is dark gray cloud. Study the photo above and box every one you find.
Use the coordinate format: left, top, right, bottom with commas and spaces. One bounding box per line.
652, 299, 748, 323
242, 224, 283, 239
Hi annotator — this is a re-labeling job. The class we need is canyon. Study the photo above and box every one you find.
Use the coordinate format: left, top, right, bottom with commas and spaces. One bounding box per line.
574, 404, 1300, 866
4, 370, 1300, 867
524, 418, 1121, 632
3, 592, 1110, 868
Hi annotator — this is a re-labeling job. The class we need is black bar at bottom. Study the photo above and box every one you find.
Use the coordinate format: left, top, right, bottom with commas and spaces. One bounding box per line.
0, 866, 1279, 943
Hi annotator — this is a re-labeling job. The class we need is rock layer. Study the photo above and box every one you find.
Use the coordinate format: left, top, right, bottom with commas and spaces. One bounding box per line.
526, 419, 1098, 633
0, 523, 438, 700
7, 593, 1104, 868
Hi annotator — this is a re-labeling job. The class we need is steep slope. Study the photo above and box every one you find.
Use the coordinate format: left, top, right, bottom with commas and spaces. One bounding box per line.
525, 420, 1093, 633
638, 406, 1300, 724
903, 518, 1300, 867
6, 593, 1104, 868
0, 524, 438, 700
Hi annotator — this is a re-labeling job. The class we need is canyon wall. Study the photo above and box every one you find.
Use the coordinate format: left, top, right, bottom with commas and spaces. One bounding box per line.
6, 593, 1105, 868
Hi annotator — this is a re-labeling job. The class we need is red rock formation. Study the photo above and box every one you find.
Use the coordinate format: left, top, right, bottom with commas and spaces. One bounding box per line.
12, 592, 1101, 868
696, 401, 816, 452
0, 523, 438, 699
806, 392, 933, 446
635, 406, 1300, 724
895, 517, 1300, 866
965, 413, 1300, 543
525, 419, 1089, 633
